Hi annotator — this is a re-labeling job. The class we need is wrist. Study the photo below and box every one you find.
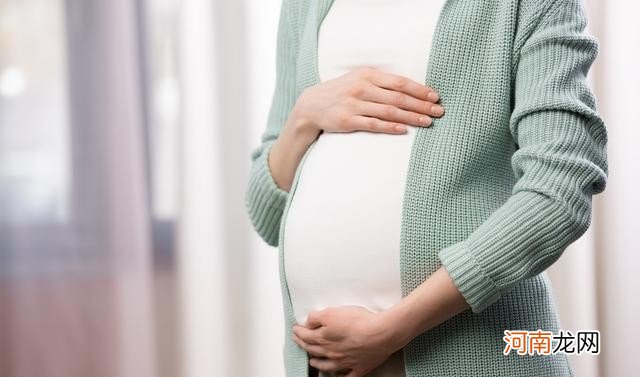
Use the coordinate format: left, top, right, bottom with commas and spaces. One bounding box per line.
285, 107, 319, 144
378, 302, 418, 351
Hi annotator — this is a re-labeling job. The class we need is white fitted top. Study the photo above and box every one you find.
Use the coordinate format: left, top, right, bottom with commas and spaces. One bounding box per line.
282, 1, 445, 375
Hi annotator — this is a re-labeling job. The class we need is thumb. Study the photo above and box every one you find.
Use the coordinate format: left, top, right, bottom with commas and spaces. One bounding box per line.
305, 310, 323, 328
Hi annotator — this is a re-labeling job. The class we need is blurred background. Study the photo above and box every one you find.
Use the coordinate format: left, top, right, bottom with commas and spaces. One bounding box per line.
0, 0, 638, 376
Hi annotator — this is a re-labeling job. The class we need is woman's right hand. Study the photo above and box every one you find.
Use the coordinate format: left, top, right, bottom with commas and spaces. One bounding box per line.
291, 66, 445, 136
269, 67, 444, 192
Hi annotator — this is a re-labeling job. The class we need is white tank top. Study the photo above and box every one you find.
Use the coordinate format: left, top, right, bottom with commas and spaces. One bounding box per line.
282, 1, 445, 375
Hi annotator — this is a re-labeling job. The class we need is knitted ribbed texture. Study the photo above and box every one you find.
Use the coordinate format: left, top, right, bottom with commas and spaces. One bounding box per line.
244, 0, 608, 376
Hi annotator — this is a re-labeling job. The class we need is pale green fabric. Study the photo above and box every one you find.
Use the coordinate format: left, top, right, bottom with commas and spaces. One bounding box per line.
245, 0, 608, 375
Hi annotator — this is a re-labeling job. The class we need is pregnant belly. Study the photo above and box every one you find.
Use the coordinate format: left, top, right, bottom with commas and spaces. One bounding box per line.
282, 126, 418, 326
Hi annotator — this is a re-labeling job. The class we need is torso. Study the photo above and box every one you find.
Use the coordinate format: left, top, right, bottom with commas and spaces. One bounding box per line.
282, 1, 445, 375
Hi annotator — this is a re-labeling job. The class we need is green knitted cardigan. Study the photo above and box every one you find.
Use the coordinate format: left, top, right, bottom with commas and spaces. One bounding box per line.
245, 0, 608, 375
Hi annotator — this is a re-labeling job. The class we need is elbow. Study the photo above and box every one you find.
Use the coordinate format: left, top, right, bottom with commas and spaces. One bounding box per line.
512, 185, 597, 283
244, 186, 283, 248
244, 140, 289, 248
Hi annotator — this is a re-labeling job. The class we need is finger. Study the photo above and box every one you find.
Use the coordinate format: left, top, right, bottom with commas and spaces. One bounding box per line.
360, 85, 444, 118
293, 334, 331, 358
309, 357, 343, 373
349, 115, 409, 134
306, 345, 330, 358
354, 100, 433, 127
293, 325, 323, 345
361, 68, 439, 103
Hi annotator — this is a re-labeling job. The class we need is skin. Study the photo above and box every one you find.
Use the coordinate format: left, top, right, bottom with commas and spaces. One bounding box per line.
269, 67, 469, 376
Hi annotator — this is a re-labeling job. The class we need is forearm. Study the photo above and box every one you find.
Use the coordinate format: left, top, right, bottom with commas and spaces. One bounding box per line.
381, 266, 469, 350
269, 108, 320, 192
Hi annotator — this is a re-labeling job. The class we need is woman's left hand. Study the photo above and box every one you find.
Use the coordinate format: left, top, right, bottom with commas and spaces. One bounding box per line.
292, 305, 402, 377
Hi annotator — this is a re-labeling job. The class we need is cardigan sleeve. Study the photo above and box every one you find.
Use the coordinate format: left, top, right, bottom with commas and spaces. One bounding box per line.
244, 0, 298, 247
438, 0, 608, 313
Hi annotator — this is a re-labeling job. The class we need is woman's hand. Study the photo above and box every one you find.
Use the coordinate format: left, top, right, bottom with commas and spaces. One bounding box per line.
292, 305, 403, 377
292, 66, 444, 135
291, 267, 470, 376
268, 66, 444, 193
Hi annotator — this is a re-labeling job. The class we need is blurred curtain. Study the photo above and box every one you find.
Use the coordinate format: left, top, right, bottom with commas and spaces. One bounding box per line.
0, 0, 157, 376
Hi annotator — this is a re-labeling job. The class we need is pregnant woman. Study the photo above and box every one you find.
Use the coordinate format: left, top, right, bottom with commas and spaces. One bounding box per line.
245, 0, 608, 376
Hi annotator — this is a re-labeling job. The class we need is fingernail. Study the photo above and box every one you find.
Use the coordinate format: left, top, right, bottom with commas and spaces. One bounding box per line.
419, 116, 432, 126
432, 105, 444, 116
395, 125, 407, 132
428, 92, 439, 101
